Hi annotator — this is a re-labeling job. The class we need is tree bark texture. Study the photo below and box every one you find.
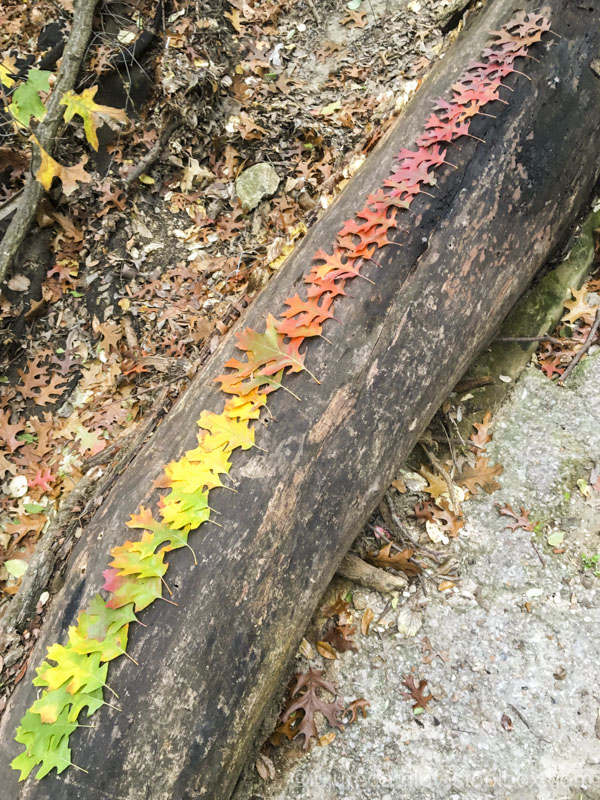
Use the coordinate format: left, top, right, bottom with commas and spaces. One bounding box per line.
2, 1, 600, 797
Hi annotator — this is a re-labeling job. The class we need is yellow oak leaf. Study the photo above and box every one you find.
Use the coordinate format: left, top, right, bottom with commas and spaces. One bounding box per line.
60, 86, 128, 151
224, 388, 267, 421
197, 410, 255, 451
31, 135, 91, 195
165, 456, 225, 494
0, 55, 16, 87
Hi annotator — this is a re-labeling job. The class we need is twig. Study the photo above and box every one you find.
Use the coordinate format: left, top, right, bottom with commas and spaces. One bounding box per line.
558, 308, 600, 384
507, 703, 551, 744
495, 335, 575, 345
125, 116, 182, 185
0, 0, 99, 285
382, 492, 443, 563
305, 0, 320, 24
530, 539, 545, 567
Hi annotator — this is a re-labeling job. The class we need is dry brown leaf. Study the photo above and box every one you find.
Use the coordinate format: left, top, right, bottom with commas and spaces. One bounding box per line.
255, 753, 275, 780
470, 411, 493, 449
367, 542, 421, 576
344, 698, 370, 724
419, 466, 447, 500
496, 502, 536, 532
318, 732, 336, 746
361, 607, 374, 636
316, 641, 337, 660
457, 455, 503, 495
562, 287, 595, 325
401, 674, 433, 711
323, 624, 357, 653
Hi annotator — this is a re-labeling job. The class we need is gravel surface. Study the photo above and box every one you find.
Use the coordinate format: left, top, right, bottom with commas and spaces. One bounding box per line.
236, 354, 600, 800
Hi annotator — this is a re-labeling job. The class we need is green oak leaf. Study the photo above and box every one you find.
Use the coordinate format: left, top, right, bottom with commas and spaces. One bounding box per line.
8, 69, 51, 126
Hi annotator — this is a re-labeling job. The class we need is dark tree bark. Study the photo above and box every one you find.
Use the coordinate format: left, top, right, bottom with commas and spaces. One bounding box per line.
2, 1, 600, 797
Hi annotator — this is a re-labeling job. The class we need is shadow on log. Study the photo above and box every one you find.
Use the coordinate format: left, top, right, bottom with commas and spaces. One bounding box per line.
1, 0, 600, 797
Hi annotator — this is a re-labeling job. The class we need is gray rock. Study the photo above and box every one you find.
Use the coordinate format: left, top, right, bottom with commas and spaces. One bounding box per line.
235, 163, 280, 210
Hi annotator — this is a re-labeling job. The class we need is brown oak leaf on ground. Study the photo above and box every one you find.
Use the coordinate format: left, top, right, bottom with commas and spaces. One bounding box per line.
414, 499, 464, 537
419, 465, 447, 500
496, 502, 536, 532
323, 624, 358, 653
344, 698, 370, 724
421, 636, 450, 665
366, 542, 422, 576
280, 669, 345, 749
470, 410, 493, 449
457, 455, 503, 495
322, 594, 351, 618
401, 674, 433, 711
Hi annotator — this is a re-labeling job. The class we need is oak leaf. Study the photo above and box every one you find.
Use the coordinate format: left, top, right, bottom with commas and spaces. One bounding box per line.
496, 502, 536, 532
102, 569, 163, 611
60, 86, 129, 150
470, 411, 493, 449
401, 674, 433, 711
366, 542, 421, 576
457, 455, 503, 495
323, 624, 358, 653
11, 710, 76, 781
33, 645, 109, 695
280, 669, 345, 749
562, 287, 595, 325
344, 698, 370, 724
31, 136, 92, 196
419, 466, 447, 500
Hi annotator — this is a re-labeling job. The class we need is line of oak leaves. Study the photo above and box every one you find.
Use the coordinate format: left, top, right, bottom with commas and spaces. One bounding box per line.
12, 11, 554, 781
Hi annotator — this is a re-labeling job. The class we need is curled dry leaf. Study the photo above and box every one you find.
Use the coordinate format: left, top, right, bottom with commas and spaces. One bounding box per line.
316, 640, 338, 660
361, 607, 374, 636
344, 698, 371, 724
501, 712, 513, 731
318, 732, 336, 746
299, 637, 315, 660
255, 753, 275, 780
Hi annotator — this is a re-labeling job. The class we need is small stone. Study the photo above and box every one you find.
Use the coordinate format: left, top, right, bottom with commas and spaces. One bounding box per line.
235, 163, 280, 210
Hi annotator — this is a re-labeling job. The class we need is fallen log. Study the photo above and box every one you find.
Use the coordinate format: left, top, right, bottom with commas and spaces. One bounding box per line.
2, 0, 600, 797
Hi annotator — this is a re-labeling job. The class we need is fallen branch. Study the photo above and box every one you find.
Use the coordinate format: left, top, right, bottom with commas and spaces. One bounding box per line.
124, 115, 182, 185
0, 0, 98, 286
336, 553, 408, 592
